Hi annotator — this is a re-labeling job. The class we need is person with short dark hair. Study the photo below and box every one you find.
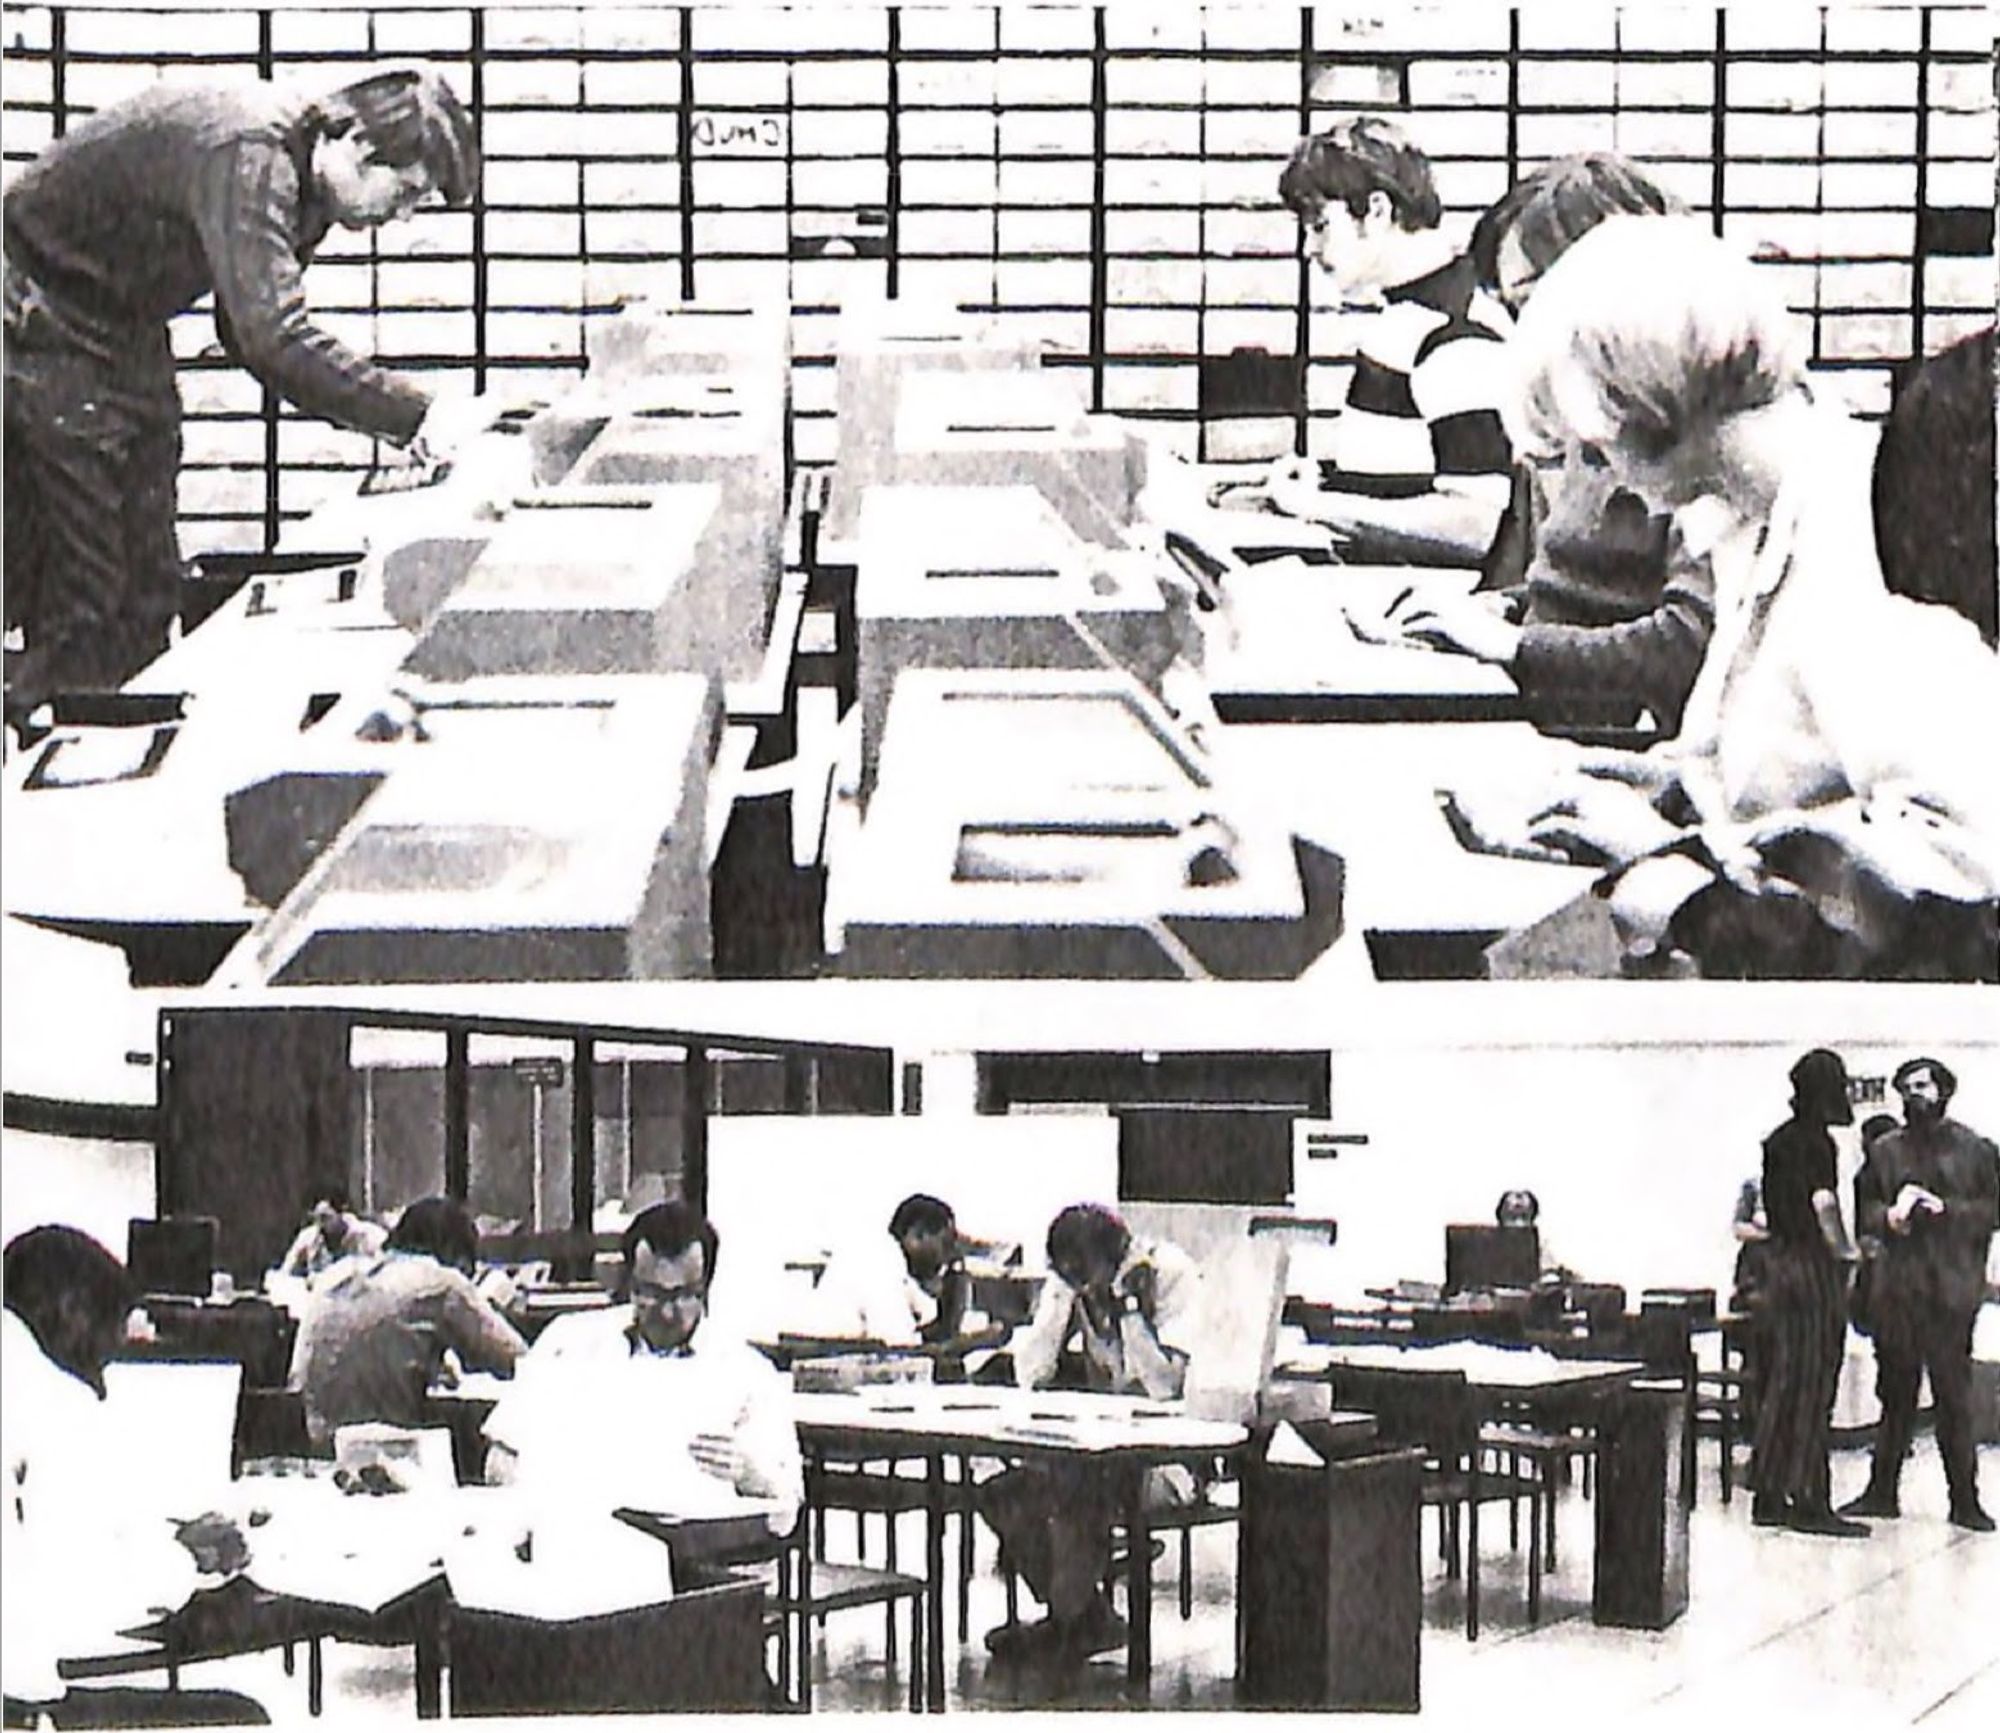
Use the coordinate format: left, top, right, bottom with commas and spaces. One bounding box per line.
484, 1202, 801, 1534
3, 66, 481, 737
1263, 117, 1513, 565
813, 1192, 972, 1348
1842, 1059, 1998, 1530
289, 1194, 525, 1447
1749, 1051, 1869, 1536
277, 1181, 387, 1283
1396, 156, 1712, 736
4, 1227, 266, 1724
979, 1204, 1202, 1665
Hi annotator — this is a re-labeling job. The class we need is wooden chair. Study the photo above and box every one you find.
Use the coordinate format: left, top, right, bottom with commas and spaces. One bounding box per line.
807, 1448, 988, 1647
1694, 1317, 1754, 1504
1328, 1365, 1544, 1640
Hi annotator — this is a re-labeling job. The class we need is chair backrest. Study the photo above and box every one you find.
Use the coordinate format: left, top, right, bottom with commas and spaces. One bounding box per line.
127, 1216, 219, 1298
1444, 1225, 1538, 1294
1624, 1306, 1695, 1376
1327, 1364, 1476, 1462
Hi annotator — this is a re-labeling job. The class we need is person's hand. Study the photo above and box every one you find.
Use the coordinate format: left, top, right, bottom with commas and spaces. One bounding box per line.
1887, 1184, 1942, 1233
1395, 593, 1524, 665
687, 1430, 739, 1484
175, 1512, 250, 1578
1527, 778, 1684, 867
1261, 455, 1326, 523
1115, 1262, 1158, 1322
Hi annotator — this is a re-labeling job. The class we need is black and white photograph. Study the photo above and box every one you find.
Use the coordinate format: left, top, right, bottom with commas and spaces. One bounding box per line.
2, 1, 1996, 1725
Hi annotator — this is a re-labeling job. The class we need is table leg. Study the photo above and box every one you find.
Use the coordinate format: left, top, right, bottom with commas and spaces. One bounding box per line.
926, 1454, 946, 1712
307, 1637, 323, 1718
1125, 1471, 1152, 1696
413, 1601, 443, 1720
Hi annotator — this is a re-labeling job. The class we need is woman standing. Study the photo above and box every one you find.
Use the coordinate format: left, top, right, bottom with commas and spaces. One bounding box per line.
1750, 1050, 1868, 1535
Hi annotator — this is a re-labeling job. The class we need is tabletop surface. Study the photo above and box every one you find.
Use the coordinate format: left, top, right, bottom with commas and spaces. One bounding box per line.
793, 1385, 1253, 1454
1278, 1340, 1643, 1390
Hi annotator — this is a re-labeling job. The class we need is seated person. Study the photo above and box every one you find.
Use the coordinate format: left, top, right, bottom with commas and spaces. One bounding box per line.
289, 1195, 526, 1449
980, 1204, 1202, 1665
1490, 217, 2000, 980
1264, 117, 1513, 565
1871, 326, 1996, 647
810, 1193, 1010, 1364
1494, 1187, 1571, 1285
4, 1227, 263, 1727
275, 1182, 387, 1284
1392, 156, 1712, 736
483, 1202, 801, 1537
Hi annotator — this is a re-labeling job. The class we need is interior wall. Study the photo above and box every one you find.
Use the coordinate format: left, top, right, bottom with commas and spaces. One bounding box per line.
1295, 1036, 2000, 1305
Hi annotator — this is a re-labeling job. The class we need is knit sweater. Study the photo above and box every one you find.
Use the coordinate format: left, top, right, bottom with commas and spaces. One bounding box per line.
4, 80, 430, 443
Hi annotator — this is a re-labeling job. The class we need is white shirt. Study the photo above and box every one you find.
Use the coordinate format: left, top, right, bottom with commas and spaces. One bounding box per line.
2, 1310, 201, 1703
1011, 1237, 1201, 1396
482, 1305, 802, 1535
809, 1234, 938, 1347
1665, 404, 2000, 903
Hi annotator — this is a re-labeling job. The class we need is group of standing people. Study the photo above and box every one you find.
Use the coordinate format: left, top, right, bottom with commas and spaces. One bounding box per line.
1748, 1052, 1996, 1536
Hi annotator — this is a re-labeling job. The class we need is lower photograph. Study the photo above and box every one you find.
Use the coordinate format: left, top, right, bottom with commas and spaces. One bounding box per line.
3, 982, 1995, 1725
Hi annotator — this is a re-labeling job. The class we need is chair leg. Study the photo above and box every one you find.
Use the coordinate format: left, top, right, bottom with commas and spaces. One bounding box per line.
1507, 1450, 1521, 1551
1179, 1525, 1193, 1621
907, 1593, 923, 1714
886, 1511, 900, 1664
957, 1460, 975, 1644
1528, 1477, 1543, 1627
1466, 1486, 1481, 1643
307, 1638, 323, 1718
1545, 1467, 1558, 1569
1720, 1405, 1735, 1505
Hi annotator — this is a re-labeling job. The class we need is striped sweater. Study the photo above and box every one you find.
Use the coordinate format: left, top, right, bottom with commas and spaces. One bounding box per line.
4, 81, 430, 444
1321, 251, 1513, 512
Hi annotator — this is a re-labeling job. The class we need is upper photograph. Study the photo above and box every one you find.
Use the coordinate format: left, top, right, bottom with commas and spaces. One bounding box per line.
3, 2, 1995, 986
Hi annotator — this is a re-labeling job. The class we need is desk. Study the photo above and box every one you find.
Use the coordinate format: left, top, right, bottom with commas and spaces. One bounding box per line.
1211, 719, 1597, 976
1276, 1342, 1686, 1630
1208, 565, 1526, 724
63, 1477, 773, 1718
793, 1386, 1251, 1706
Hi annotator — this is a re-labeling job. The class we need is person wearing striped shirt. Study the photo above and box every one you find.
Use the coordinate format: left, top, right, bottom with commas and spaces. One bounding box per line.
3, 68, 479, 741
1265, 117, 1515, 566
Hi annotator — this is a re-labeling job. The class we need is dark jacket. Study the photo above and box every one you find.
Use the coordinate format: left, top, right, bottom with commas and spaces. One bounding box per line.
4, 80, 428, 442
1854, 1117, 1999, 1323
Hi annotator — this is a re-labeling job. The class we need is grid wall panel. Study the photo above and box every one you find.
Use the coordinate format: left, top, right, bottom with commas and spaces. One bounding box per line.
1, 5, 1990, 542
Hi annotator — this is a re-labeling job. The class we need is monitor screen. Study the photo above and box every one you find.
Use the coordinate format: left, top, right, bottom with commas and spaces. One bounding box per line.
1444, 1224, 1539, 1294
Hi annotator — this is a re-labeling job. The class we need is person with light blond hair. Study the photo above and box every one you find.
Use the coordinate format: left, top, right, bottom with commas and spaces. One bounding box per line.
1500, 217, 1999, 979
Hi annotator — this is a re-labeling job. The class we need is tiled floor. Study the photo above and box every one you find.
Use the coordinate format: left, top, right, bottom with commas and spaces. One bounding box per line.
138, 1435, 2000, 1725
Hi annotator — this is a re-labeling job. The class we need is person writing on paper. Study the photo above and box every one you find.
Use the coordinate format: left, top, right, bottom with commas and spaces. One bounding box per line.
980, 1204, 1202, 1665
1842, 1059, 1998, 1531
1488, 217, 2000, 980
276, 1182, 388, 1286
1748, 1051, 1869, 1536
3, 1227, 267, 1726
290, 1195, 526, 1449
483, 1203, 802, 1536
3, 67, 480, 742
1265, 117, 1513, 565
1389, 156, 1715, 737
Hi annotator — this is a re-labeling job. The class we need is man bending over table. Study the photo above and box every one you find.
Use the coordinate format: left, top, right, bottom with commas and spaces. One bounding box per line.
980, 1204, 1203, 1665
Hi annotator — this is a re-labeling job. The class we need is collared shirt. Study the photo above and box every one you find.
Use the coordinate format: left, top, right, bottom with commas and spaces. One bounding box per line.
290, 1252, 526, 1447
3, 80, 431, 442
2, 1311, 201, 1703
482, 1305, 803, 1535
1011, 1237, 1201, 1396
810, 1234, 939, 1348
